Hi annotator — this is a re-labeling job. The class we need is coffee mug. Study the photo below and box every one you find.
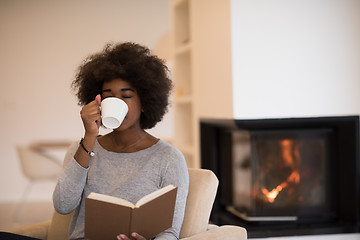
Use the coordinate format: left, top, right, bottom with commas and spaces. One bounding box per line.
101, 97, 128, 129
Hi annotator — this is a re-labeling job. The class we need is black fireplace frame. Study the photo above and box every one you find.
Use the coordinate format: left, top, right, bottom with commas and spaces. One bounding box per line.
200, 116, 360, 238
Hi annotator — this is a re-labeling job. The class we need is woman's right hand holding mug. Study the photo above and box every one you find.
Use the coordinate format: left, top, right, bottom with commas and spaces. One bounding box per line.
75, 94, 102, 168
80, 94, 102, 137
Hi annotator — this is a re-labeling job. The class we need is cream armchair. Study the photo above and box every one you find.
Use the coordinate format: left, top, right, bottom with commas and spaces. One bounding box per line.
9, 168, 247, 240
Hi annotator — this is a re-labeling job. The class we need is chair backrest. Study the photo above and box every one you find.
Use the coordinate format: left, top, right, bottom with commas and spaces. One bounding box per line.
179, 168, 219, 238
47, 168, 219, 239
16, 146, 62, 181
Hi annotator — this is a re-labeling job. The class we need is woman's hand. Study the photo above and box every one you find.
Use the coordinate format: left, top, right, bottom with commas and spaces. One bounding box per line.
80, 94, 102, 137
117, 232, 146, 240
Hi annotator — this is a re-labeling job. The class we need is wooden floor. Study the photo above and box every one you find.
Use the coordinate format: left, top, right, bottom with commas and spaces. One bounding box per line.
0, 201, 54, 231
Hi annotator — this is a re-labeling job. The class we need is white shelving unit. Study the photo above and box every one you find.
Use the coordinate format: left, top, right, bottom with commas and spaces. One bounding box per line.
170, 0, 234, 168
171, 0, 196, 168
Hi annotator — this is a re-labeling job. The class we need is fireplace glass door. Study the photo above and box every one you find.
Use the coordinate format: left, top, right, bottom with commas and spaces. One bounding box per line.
231, 128, 336, 222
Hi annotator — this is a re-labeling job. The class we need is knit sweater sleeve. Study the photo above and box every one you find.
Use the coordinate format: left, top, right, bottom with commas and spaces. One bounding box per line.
53, 141, 89, 215
154, 147, 189, 240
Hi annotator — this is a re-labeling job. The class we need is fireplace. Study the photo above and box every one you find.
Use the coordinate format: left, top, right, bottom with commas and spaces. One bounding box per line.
200, 116, 360, 238
230, 127, 335, 222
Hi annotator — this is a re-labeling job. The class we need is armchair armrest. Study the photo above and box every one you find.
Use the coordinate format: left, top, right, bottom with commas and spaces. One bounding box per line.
7, 221, 50, 239
181, 225, 247, 240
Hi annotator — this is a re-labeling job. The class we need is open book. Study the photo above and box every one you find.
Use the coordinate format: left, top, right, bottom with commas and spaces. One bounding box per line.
85, 185, 178, 240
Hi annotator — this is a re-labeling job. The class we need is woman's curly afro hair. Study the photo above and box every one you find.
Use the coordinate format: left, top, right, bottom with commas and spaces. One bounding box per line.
71, 42, 172, 130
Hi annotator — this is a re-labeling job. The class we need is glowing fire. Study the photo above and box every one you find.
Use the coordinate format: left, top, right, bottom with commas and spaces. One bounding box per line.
262, 171, 300, 203
261, 139, 301, 203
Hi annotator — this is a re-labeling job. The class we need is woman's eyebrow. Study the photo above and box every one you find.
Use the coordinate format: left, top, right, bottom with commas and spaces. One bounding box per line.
102, 88, 135, 93
121, 88, 135, 92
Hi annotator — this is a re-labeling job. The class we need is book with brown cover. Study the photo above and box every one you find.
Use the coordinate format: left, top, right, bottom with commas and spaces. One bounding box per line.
84, 185, 177, 240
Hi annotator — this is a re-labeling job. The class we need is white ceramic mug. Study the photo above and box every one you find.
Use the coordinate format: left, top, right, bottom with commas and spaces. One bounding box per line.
101, 97, 128, 129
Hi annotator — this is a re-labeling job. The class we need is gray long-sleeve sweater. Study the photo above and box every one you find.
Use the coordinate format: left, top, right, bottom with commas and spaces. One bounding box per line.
53, 139, 189, 240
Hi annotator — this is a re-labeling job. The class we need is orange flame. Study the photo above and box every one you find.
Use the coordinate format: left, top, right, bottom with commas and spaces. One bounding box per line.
261, 139, 301, 203
262, 171, 300, 203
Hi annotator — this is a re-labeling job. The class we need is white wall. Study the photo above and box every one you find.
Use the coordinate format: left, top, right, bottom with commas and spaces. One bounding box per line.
0, 0, 171, 202
231, 0, 360, 119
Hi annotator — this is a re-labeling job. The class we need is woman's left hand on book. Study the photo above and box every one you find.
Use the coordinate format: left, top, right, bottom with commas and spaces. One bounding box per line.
117, 232, 146, 240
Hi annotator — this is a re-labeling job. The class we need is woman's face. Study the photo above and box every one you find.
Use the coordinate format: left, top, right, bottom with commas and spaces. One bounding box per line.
101, 78, 142, 131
